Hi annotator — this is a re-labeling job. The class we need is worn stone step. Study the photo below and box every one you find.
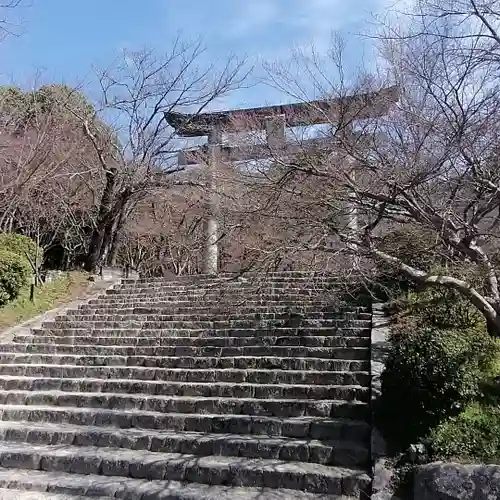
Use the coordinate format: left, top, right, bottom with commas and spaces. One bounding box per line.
0, 421, 369, 467
99, 294, 340, 304
74, 305, 369, 315
0, 488, 114, 499
68, 311, 372, 324
0, 390, 369, 419
103, 283, 339, 297
0, 468, 355, 499
81, 300, 368, 309
113, 284, 338, 293
114, 282, 343, 292
120, 275, 341, 284
10, 335, 370, 349
0, 351, 370, 370
0, 345, 370, 361
88, 296, 345, 306
92, 300, 340, 309
121, 272, 340, 280
0, 405, 369, 440
0, 442, 371, 495
108, 277, 340, 290
42, 319, 371, 330
0, 365, 369, 386
0, 376, 369, 402
108, 281, 337, 290
30, 326, 371, 339
61, 313, 371, 324
0, 356, 369, 372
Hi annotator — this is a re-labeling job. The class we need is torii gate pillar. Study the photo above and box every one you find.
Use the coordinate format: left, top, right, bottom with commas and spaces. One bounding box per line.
202, 125, 221, 275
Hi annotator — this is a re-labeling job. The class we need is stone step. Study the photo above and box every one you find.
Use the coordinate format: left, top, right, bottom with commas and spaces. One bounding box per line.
0, 468, 356, 499
41, 319, 371, 330
13, 356, 369, 373
70, 310, 372, 323
113, 281, 342, 290
61, 313, 371, 323
102, 291, 340, 301
114, 279, 335, 286
0, 421, 369, 467
0, 442, 371, 495
0, 346, 369, 361
0, 390, 369, 419
0, 405, 369, 440
0, 489, 114, 499
10, 335, 370, 348
116, 282, 341, 291
0, 351, 369, 369
0, 376, 369, 401
75, 305, 369, 314
121, 271, 340, 280
105, 285, 338, 293
120, 274, 342, 284
31, 327, 371, 339
88, 296, 347, 306
0, 365, 369, 386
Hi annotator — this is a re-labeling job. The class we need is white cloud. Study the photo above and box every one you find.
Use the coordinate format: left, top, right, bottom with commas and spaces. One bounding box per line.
162, 0, 403, 110
224, 0, 281, 38
220, 0, 395, 57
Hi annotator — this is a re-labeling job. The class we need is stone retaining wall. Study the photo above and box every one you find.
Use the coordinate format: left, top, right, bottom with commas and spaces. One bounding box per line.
371, 303, 396, 499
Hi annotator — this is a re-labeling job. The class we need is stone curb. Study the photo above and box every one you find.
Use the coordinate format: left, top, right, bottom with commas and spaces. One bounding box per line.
0, 274, 123, 343
371, 303, 400, 500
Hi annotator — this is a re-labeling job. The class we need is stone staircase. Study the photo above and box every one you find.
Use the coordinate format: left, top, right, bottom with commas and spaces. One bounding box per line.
0, 272, 373, 499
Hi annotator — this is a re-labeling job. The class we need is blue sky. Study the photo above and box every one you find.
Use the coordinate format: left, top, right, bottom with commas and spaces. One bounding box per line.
0, 0, 395, 110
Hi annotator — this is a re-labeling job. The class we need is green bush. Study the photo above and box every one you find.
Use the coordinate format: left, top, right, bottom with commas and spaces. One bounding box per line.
427, 403, 500, 462
0, 233, 42, 268
0, 249, 31, 305
377, 325, 498, 449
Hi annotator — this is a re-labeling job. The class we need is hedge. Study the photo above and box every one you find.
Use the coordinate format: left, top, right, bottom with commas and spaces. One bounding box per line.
377, 325, 498, 449
0, 249, 31, 306
0, 233, 42, 268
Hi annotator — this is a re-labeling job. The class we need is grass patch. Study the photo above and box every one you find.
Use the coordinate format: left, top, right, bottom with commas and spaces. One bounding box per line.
0, 271, 89, 331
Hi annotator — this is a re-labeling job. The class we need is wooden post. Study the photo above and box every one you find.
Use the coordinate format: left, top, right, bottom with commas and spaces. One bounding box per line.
29, 275, 35, 303
202, 125, 222, 275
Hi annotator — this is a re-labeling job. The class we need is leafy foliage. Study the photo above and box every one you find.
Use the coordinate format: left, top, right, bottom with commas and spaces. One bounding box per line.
377, 325, 499, 449
0, 249, 31, 305
0, 233, 43, 268
407, 287, 484, 330
427, 403, 500, 462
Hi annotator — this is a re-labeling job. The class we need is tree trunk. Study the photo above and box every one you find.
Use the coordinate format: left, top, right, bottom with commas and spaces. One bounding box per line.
107, 207, 127, 267
85, 169, 117, 273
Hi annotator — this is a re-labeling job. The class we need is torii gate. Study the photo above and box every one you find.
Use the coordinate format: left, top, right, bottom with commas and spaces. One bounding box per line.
165, 86, 398, 275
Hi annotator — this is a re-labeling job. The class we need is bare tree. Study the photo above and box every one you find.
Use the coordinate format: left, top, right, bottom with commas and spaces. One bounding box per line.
70, 39, 247, 272
0, 0, 24, 40
226, 10, 500, 334
116, 189, 206, 276
0, 84, 107, 269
